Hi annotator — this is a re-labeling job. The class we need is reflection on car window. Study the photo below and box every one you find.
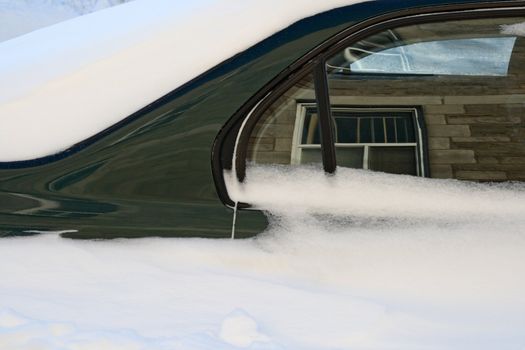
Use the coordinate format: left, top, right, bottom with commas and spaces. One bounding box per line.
330, 37, 516, 76
237, 16, 525, 184
246, 74, 319, 166
327, 17, 525, 181
296, 107, 422, 175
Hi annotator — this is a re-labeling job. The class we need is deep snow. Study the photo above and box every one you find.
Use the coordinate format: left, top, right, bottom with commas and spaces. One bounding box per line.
1, 167, 525, 349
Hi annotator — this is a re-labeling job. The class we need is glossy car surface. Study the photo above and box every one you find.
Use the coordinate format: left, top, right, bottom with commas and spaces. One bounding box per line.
1, 0, 524, 238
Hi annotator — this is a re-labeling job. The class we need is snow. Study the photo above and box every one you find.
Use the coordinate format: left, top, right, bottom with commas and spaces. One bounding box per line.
228, 165, 525, 222
501, 21, 525, 36
219, 311, 270, 347
0, 0, 364, 162
1, 166, 525, 349
0, 0, 132, 42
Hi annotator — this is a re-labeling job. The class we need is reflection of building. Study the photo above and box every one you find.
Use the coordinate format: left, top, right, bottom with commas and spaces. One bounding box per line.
247, 19, 525, 182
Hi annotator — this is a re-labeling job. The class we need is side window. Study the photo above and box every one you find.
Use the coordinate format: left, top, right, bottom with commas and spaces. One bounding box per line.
219, 11, 525, 203
326, 17, 525, 181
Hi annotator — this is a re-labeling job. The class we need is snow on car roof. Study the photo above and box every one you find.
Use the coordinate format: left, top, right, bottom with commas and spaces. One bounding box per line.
0, 0, 365, 162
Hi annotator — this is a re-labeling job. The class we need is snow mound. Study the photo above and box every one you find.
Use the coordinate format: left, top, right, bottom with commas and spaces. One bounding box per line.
228, 165, 525, 223
219, 310, 270, 348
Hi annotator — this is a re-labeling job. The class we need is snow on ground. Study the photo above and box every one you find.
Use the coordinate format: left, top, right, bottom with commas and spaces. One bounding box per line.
0, 0, 132, 42
0, 0, 362, 162
1, 167, 525, 349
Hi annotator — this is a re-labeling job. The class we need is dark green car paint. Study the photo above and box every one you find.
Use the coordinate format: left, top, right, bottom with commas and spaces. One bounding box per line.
0, 0, 518, 238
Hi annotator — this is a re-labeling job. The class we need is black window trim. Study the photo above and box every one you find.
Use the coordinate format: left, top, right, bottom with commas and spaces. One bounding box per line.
212, 2, 525, 209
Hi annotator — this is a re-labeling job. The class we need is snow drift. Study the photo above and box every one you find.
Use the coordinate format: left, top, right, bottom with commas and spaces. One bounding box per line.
1, 167, 525, 349
229, 165, 525, 222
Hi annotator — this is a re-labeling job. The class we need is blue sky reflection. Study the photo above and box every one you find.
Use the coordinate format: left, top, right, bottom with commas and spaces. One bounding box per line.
350, 37, 517, 76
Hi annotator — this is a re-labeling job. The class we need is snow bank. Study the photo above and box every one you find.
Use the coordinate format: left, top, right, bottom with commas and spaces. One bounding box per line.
1, 168, 525, 349
2, 225, 525, 349
229, 165, 525, 222
0, 0, 364, 162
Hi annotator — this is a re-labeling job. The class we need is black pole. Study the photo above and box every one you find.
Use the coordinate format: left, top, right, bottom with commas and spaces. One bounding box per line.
313, 59, 337, 174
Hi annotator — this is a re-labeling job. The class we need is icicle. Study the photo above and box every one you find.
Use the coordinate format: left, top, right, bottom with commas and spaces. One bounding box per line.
231, 201, 238, 240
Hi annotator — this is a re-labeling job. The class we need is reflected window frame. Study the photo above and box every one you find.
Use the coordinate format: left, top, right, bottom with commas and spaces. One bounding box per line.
291, 104, 428, 176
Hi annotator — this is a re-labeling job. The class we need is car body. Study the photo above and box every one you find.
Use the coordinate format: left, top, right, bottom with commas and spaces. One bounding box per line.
1, 0, 524, 238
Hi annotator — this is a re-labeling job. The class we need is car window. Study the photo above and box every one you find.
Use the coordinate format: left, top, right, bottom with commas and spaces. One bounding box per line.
225, 13, 525, 197
326, 16, 525, 180
335, 36, 516, 76
246, 74, 320, 167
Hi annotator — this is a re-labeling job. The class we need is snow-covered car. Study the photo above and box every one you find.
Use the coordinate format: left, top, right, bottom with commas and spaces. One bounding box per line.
1, 0, 525, 238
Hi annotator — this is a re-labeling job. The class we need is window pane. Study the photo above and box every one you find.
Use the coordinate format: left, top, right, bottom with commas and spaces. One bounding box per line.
344, 37, 516, 76
300, 148, 323, 165
333, 116, 358, 143
301, 109, 321, 145
395, 118, 409, 143
372, 117, 385, 143
359, 118, 372, 143
369, 147, 417, 175
336, 147, 364, 169
333, 111, 416, 144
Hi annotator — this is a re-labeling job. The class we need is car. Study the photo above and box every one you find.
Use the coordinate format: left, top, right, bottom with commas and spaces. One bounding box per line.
1, 0, 524, 239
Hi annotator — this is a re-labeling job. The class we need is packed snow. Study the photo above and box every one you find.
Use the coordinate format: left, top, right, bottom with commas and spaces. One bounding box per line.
1, 167, 525, 349
229, 165, 525, 222
0, 0, 363, 162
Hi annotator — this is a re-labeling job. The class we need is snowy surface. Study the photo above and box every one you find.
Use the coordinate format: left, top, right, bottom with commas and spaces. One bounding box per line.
0, 0, 132, 42
0, 0, 363, 162
229, 165, 525, 222
2, 167, 525, 349
501, 21, 525, 36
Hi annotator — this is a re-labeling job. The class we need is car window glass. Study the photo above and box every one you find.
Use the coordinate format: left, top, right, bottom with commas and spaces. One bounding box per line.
336, 37, 516, 76
246, 74, 322, 167
326, 17, 525, 181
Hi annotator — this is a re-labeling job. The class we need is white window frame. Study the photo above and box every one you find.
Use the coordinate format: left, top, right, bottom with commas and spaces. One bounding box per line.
291, 104, 426, 176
